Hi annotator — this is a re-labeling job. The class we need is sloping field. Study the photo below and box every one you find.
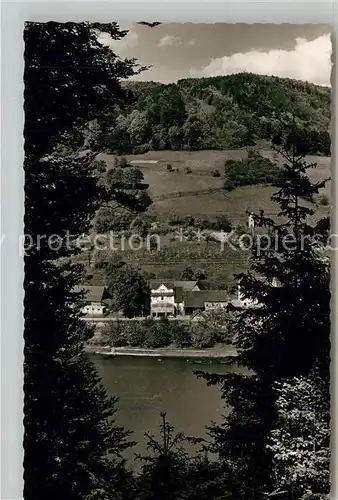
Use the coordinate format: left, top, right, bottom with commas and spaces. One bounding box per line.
153, 185, 329, 226
98, 149, 331, 194
97, 150, 331, 224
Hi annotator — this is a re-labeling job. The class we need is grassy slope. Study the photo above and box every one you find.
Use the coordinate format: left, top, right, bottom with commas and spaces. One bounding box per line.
85, 150, 330, 288
98, 150, 330, 222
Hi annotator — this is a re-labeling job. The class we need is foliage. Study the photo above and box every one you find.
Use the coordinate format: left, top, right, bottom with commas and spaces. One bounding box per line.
167, 214, 231, 232
101, 259, 151, 317
101, 313, 235, 350
103, 318, 192, 349
93, 160, 107, 174
187, 310, 231, 348
135, 412, 227, 500
170, 322, 192, 348
267, 369, 330, 499
104, 310, 231, 350
197, 118, 331, 498
224, 150, 282, 191
168, 214, 195, 227
189, 322, 217, 349
24, 21, 145, 499
143, 318, 173, 348
135, 412, 192, 500
181, 266, 195, 280
131, 213, 157, 238
210, 215, 232, 232
95, 207, 134, 232
105, 73, 331, 155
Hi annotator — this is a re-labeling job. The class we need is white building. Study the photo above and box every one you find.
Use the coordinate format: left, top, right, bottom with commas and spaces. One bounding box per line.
150, 280, 200, 317
248, 213, 255, 231
73, 285, 106, 316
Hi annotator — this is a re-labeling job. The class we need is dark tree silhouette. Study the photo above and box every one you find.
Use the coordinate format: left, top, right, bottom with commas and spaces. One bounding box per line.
24, 22, 147, 500
196, 118, 330, 499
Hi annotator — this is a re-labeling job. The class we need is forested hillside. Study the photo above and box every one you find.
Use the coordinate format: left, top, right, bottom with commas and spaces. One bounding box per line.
104, 73, 331, 155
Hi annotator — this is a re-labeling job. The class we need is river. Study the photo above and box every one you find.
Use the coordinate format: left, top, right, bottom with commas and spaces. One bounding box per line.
91, 354, 248, 468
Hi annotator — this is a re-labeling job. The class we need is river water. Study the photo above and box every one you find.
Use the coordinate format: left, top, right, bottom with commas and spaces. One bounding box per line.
91, 354, 248, 468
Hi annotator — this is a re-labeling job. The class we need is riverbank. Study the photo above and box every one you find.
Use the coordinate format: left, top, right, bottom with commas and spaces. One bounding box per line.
85, 344, 238, 360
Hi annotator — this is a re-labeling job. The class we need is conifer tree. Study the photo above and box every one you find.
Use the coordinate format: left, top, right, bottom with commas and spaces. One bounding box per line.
197, 117, 331, 498
135, 412, 227, 500
24, 22, 146, 499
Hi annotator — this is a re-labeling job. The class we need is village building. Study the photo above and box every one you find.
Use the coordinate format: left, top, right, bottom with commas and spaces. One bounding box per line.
149, 280, 200, 317
190, 310, 208, 322
73, 285, 106, 316
183, 290, 229, 316
248, 212, 255, 231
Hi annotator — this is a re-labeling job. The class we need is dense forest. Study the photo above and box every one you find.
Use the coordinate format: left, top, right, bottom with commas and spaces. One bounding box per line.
102, 73, 331, 155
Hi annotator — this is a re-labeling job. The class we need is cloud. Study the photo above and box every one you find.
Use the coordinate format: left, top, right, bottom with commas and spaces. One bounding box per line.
190, 34, 331, 86
99, 30, 138, 52
158, 35, 196, 47
158, 35, 182, 47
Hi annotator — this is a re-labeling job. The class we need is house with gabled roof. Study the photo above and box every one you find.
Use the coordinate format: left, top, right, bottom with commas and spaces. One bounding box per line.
183, 290, 229, 315
73, 285, 106, 316
149, 280, 200, 317
190, 310, 208, 322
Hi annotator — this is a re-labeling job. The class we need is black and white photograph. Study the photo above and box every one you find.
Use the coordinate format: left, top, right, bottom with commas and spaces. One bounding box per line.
23, 21, 331, 500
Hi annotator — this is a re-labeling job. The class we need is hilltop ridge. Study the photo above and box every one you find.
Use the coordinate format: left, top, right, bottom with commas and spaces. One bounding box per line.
108, 72, 330, 155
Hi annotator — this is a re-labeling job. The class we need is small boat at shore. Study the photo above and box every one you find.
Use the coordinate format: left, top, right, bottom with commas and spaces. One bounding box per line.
186, 358, 212, 365
218, 357, 234, 365
99, 349, 117, 359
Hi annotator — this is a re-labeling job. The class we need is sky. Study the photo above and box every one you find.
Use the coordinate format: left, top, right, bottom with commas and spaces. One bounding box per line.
102, 23, 332, 86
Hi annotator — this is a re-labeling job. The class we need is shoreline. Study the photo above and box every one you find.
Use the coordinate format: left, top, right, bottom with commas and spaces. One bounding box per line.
85, 344, 238, 360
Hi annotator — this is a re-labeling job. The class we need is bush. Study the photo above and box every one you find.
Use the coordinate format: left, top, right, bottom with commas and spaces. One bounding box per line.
166, 163, 174, 172
224, 153, 281, 191
126, 322, 147, 347
181, 266, 195, 280
119, 156, 129, 168
212, 169, 221, 177
185, 167, 192, 174
194, 216, 232, 232
103, 321, 128, 347
95, 207, 133, 232
194, 217, 211, 230
183, 215, 195, 227
94, 160, 107, 174
195, 270, 207, 280
168, 215, 184, 226
211, 215, 232, 232
132, 144, 150, 155
170, 323, 191, 348
189, 323, 217, 349
145, 318, 172, 348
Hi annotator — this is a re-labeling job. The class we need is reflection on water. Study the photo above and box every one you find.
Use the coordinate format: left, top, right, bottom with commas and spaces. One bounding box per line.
91, 354, 248, 468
